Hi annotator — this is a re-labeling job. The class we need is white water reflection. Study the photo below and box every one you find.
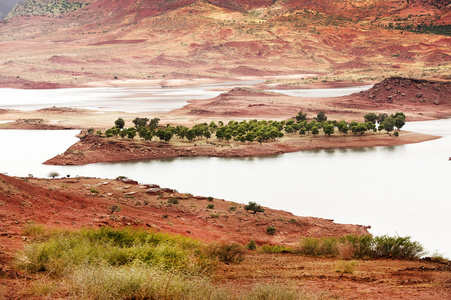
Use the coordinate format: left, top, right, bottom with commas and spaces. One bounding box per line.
0, 82, 372, 112
0, 81, 259, 113
267, 85, 372, 97
0, 119, 450, 256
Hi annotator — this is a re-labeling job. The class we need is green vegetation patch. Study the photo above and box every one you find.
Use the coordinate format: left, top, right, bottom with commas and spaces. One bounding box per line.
15, 226, 313, 299
6, 0, 89, 18
15, 226, 214, 276
296, 234, 425, 259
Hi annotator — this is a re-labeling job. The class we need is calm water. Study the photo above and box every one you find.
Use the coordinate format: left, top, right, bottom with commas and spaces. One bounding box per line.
0, 119, 450, 256
0, 83, 371, 113
0, 81, 258, 112
268, 85, 372, 97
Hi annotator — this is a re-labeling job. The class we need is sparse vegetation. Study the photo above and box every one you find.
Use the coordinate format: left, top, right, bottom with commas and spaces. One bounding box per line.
334, 260, 357, 274
108, 204, 122, 214
266, 226, 276, 235
246, 240, 257, 250
48, 172, 59, 179
208, 242, 246, 264
259, 244, 293, 253
244, 201, 265, 214
297, 235, 425, 259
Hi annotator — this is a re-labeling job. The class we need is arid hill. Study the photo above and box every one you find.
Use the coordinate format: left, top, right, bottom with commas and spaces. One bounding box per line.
0, 173, 370, 247
0, 0, 450, 88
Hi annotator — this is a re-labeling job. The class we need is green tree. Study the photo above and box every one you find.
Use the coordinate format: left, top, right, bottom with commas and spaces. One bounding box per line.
48, 172, 59, 179
364, 113, 378, 124
315, 111, 327, 122
295, 110, 307, 122
105, 129, 113, 138
132, 117, 149, 128
244, 201, 265, 214
311, 126, 319, 137
163, 130, 173, 143
115, 118, 125, 129
224, 132, 232, 143
126, 128, 136, 140
394, 115, 406, 130
186, 129, 196, 142
383, 116, 395, 134
149, 118, 160, 128
323, 123, 334, 136
377, 113, 388, 123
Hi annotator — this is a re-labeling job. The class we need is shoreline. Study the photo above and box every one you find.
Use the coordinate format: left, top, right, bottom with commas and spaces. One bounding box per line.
43, 130, 440, 166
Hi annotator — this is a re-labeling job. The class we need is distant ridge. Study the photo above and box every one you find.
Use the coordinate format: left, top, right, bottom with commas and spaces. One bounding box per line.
0, 0, 22, 20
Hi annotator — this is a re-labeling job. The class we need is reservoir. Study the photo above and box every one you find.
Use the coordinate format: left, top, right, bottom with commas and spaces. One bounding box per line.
0, 83, 449, 256
0, 119, 449, 256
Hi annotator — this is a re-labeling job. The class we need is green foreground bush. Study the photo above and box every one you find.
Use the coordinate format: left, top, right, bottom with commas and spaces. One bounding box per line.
16, 226, 315, 299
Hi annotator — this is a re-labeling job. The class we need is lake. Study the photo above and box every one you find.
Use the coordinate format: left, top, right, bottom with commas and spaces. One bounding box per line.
0, 83, 449, 256
0, 82, 371, 112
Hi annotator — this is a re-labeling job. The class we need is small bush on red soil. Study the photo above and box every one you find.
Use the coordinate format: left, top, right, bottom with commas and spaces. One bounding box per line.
208, 242, 246, 264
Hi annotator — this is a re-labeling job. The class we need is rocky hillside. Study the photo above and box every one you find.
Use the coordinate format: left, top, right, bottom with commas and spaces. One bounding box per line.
5, 0, 451, 25
0, 0, 22, 19
6, 0, 89, 19
0, 173, 369, 245
359, 77, 451, 106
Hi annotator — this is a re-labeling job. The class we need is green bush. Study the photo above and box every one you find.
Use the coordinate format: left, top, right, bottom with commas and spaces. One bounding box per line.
15, 227, 321, 299
334, 260, 357, 274
15, 227, 214, 276
339, 235, 373, 259
206, 204, 214, 209
373, 235, 425, 259
296, 237, 338, 257
296, 235, 425, 259
266, 227, 276, 235
246, 240, 257, 250
168, 198, 179, 204
259, 244, 293, 253
208, 242, 246, 264
89, 187, 99, 194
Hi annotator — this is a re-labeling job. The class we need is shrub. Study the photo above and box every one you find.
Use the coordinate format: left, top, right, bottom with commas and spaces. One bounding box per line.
246, 240, 257, 250
296, 237, 338, 257
89, 187, 99, 194
108, 204, 122, 214
168, 198, 179, 204
206, 204, 214, 209
210, 213, 220, 218
259, 244, 293, 253
244, 201, 265, 214
339, 235, 373, 259
229, 206, 237, 211
22, 223, 46, 240
207, 196, 214, 201
334, 260, 357, 274
373, 235, 425, 259
266, 227, 276, 235
48, 172, 59, 179
15, 227, 214, 276
208, 242, 246, 264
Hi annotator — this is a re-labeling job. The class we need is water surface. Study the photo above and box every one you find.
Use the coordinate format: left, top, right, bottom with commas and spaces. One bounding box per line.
0, 119, 449, 256
0, 83, 372, 112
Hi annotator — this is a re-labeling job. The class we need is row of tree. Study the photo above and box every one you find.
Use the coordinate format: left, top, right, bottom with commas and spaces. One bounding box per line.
98, 111, 406, 144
